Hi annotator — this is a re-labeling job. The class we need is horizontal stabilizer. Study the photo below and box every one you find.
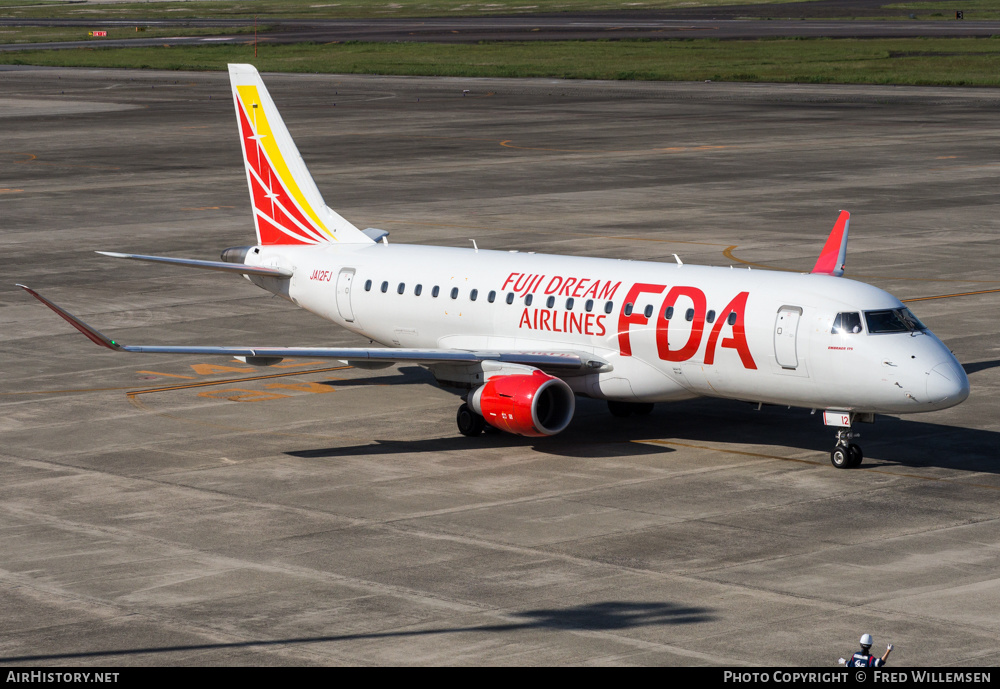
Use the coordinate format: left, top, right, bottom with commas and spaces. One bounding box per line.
811, 210, 850, 277
19, 285, 610, 373
96, 251, 292, 278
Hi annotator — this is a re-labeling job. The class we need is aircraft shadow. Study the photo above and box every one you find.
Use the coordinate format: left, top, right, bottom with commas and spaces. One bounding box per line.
607, 396, 1000, 476
0, 600, 712, 664
962, 359, 1000, 376
320, 365, 431, 387
290, 391, 999, 474
288, 428, 673, 459
295, 365, 999, 473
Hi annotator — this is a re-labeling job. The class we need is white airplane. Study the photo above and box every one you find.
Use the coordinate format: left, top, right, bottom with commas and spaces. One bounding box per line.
19, 64, 969, 469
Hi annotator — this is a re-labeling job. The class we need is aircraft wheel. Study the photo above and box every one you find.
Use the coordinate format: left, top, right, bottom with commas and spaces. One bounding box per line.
831, 446, 851, 469
847, 443, 863, 468
633, 403, 654, 416
608, 401, 633, 418
457, 404, 485, 437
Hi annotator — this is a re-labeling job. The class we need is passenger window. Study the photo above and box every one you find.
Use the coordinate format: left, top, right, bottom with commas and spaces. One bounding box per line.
585, 299, 594, 313
706, 310, 716, 323
397, 282, 405, 295
364, 279, 372, 292
566, 298, 574, 310
624, 303, 633, 316
470, 289, 478, 301
832, 312, 863, 334
488, 290, 496, 303
685, 309, 694, 322
525, 294, 533, 306
546, 296, 555, 308
727, 312, 737, 326
380, 281, 388, 293
664, 306, 674, 320
450, 287, 459, 299
644, 304, 654, 318
431, 286, 440, 298
414, 284, 422, 296
604, 301, 614, 314
506, 292, 515, 305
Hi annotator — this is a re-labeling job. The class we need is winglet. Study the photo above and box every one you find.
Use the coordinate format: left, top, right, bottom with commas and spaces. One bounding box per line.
812, 210, 850, 277
17, 285, 122, 351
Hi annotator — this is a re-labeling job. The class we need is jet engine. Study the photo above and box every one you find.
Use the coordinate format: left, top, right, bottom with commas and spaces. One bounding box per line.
469, 370, 575, 437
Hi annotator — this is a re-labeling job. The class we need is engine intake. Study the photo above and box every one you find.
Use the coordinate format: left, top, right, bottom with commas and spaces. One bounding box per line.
469, 371, 575, 437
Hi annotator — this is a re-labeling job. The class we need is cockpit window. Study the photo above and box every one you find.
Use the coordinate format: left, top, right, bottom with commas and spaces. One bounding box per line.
865, 308, 927, 334
832, 312, 862, 334
899, 307, 927, 331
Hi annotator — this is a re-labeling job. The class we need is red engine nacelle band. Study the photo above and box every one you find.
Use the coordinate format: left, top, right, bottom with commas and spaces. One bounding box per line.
469, 371, 575, 437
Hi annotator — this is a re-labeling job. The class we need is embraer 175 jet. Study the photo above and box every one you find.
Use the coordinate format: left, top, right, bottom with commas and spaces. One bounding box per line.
20, 64, 970, 469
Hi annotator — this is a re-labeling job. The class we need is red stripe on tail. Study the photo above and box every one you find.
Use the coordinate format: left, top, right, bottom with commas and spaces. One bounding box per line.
237, 101, 322, 245
812, 210, 850, 276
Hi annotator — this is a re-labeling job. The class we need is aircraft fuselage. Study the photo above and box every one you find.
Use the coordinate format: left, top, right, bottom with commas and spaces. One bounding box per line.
243, 242, 970, 416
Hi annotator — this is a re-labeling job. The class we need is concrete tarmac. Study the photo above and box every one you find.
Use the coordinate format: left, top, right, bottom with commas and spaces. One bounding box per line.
1, 67, 999, 666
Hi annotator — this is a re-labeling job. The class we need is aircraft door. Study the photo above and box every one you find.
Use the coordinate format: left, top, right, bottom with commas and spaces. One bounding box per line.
336, 268, 356, 323
774, 305, 802, 369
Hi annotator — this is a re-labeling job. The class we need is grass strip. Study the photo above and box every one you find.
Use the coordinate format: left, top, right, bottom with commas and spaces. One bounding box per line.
1, 0, 997, 21
2, 38, 1000, 86
0, 1, 831, 21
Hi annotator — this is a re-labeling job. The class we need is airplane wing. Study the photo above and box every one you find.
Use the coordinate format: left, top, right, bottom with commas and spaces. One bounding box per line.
17, 285, 610, 374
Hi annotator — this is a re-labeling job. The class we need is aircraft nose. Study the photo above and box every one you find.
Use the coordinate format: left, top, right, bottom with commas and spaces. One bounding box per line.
926, 359, 970, 407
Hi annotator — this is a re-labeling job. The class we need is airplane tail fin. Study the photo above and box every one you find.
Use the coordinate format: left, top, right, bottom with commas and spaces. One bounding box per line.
228, 64, 373, 246
811, 210, 850, 277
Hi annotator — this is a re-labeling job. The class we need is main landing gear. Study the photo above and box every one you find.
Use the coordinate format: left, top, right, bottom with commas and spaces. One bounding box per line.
457, 403, 485, 437
830, 428, 863, 469
608, 401, 654, 418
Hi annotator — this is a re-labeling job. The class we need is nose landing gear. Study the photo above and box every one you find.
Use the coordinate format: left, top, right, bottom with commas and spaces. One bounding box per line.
823, 410, 868, 469
831, 428, 863, 468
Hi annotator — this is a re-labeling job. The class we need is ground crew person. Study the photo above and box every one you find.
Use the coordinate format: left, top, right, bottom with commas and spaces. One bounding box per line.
840, 634, 893, 667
